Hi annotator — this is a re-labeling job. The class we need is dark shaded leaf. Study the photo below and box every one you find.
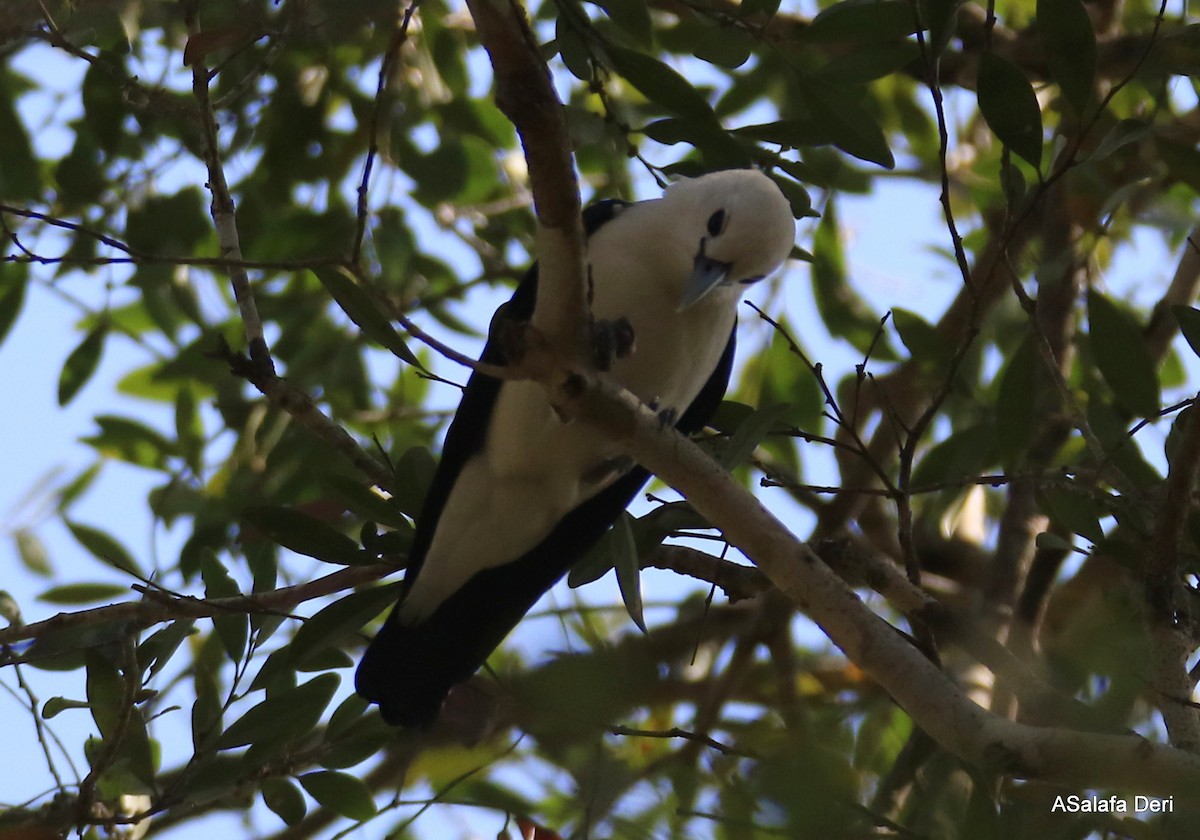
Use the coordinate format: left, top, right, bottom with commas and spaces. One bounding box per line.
66, 520, 143, 578
86, 650, 125, 739
242, 505, 369, 565
694, 27, 754, 69
608, 46, 717, 123
1172, 305, 1200, 360
218, 673, 340, 750
312, 267, 420, 367
801, 0, 916, 43
991, 335, 1038, 465
910, 425, 993, 488
1038, 0, 1096, 116
977, 53, 1043, 169
797, 80, 894, 168
392, 445, 438, 518
262, 777, 307, 826
289, 582, 403, 664
1090, 119, 1151, 163
201, 554, 247, 663
610, 514, 646, 633
815, 41, 922, 84
1040, 484, 1106, 543
594, 0, 654, 47
1088, 290, 1159, 417
0, 265, 28, 349
891, 307, 953, 373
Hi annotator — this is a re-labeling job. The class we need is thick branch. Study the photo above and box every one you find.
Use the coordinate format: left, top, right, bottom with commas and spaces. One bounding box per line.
465, 0, 588, 354
549, 366, 1200, 801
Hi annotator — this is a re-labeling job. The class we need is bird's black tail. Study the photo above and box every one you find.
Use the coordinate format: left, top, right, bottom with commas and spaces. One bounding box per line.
354, 559, 555, 727
355, 466, 654, 727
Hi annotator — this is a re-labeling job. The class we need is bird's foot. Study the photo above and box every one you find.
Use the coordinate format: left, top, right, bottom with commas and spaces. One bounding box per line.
646, 399, 678, 429
590, 316, 636, 372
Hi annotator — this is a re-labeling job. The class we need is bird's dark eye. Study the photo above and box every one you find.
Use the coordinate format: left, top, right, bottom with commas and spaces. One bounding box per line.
706, 209, 726, 238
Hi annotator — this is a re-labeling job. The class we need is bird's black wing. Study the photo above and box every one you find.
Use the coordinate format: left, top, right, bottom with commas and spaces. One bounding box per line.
355, 203, 736, 727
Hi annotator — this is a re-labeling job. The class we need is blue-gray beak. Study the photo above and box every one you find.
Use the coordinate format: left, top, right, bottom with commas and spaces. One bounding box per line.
678, 253, 732, 311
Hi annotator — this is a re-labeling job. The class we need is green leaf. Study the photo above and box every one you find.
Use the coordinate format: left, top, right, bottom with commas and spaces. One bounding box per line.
734, 119, 831, 148
392, 446, 438, 518
1040, 484, 1106, 544
16, 528, 51, 577
241, 505, 369, 565
262, 778, 308, 826
720, 403, 791, 470
694, 27, 754, 69
1090, 119, 1152, 163
814, 41, 922, 84
797, 80, 894, 169
320, 472, 412, 531
138, 619, 195, 682
594, 0, 653, 47
910, 425, 993, 488
920, 0, 963, 58
608, 46, 718, 123
201, 554, 247, 663
0, 75, 42, 199
218, 673, 340, 750
59, 324, 107, 406
43, 696, 89, 719
801, 0, 916, 43
977, 53, 1043, 169
289, 582, 403, 664
609, 514, 646, 633
1172, 305, 1200, 360
0, 265, 28, 350
86, 650, 125, 739
1087, 290, 1160, 417
298, 770, 377, 821
1037, 0, 1096, 117
38, 582, 130, 605
891, 307, 953, 373
311, 267, 420, 367
991, 335, 1038, 465
81, 415, 176, 470
66, 520, 144, 578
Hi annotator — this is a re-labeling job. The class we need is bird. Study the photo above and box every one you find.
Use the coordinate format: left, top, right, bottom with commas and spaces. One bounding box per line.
355, 169, 796, 727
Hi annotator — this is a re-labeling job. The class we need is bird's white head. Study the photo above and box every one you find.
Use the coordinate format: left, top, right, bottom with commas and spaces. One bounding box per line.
659, 169, 796, 311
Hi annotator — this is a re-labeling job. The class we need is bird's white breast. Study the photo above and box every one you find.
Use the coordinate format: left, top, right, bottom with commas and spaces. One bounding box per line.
399, 207, 735, 623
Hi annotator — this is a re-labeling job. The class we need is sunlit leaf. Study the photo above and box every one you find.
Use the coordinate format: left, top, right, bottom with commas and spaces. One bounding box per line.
58, 324, 107, 406
298, 770, 377, 821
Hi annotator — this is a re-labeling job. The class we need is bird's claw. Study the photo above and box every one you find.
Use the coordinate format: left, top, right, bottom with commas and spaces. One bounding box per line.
590, 316, 636, 372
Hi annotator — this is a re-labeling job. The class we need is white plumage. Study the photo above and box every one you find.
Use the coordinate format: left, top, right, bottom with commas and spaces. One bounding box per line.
399, 169, 795, 623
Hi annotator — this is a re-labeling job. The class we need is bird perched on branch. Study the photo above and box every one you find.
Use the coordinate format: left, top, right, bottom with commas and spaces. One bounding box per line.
356, 169, 796, 727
